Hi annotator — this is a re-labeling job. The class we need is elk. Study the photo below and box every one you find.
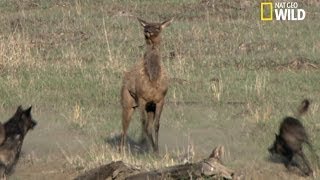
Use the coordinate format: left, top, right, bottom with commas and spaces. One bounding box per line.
120, 17, 173, 153
268, 99, 318, 176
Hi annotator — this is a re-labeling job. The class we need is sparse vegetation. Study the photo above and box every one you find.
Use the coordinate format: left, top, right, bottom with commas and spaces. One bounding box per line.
0, 0, 319, 179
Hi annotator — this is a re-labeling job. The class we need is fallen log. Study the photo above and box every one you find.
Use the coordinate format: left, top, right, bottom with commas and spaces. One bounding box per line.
74, 161, 141, 180
74, 145, 235, 180
127, 145, 234, 180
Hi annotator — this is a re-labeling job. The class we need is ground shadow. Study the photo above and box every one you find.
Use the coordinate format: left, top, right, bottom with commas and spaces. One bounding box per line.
266, 154, 287, 164
105, 134, 151, 155
266, 154, 307, 176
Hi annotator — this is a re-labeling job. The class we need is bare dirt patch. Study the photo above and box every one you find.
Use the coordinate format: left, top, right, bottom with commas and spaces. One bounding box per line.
9, 112, 93, 180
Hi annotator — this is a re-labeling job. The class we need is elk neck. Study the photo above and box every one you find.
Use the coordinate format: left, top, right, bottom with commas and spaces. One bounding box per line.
143, 40, 162, 82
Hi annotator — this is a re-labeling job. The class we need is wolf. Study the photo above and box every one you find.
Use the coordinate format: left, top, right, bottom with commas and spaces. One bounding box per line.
0, 106, 37, 178
268, 99, 318, 176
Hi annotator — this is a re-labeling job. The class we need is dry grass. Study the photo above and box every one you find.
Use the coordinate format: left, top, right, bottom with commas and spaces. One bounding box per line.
0, 0, 319, 179
0, 34, 41, 72
61, 138, 196, 173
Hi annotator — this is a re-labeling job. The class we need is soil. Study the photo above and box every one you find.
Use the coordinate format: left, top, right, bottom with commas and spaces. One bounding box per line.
7, 105, 314, 180
10, 113, 89, 180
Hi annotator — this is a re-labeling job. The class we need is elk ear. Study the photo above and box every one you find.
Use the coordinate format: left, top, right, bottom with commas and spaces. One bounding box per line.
15, 105, 23, 115
25, 106, 32, 116
160, 18, 174, 29
137, 17, 148, 28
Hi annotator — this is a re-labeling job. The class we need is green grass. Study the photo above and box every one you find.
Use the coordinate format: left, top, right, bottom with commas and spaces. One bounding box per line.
0, 0, 320, 179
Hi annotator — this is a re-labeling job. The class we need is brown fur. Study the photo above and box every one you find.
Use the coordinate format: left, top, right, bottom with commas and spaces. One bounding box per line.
268, 99, 317, 176
120, 17, 173, 153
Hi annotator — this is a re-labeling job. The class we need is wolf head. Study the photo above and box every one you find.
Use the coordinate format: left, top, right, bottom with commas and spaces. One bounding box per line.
268, 133, 286, 156
13, 106, 37, 137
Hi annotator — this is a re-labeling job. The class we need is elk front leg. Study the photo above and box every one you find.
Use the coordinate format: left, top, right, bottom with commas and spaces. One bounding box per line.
154, 99, 165, 153
140, 99, 155, 152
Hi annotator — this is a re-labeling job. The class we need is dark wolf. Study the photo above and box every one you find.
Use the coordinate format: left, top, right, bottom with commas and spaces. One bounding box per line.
268, 99, 318, 176
0, 106, 37, 178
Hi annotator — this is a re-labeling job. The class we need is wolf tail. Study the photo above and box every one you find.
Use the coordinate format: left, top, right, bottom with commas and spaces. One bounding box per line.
296, 99, 310, 118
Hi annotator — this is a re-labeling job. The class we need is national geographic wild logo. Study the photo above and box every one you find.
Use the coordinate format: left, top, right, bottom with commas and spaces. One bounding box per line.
261, 2, 306, 21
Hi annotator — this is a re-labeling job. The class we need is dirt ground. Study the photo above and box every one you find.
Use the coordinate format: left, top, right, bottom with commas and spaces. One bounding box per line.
7, 104, 314, 180
11, 114, 86, 180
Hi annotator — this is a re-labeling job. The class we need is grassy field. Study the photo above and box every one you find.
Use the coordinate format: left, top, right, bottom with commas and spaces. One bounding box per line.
0, 0, 320, 179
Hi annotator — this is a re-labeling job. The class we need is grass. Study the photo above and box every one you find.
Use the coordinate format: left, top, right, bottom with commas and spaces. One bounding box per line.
0, 0, 320, 179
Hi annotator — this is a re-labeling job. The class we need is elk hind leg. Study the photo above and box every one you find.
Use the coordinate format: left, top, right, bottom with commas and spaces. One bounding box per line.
142, 101, 156, 152
120, 88, 135, 152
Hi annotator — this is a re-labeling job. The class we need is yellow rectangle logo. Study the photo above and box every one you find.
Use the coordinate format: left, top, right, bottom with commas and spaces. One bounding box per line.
261, 2, 273, 21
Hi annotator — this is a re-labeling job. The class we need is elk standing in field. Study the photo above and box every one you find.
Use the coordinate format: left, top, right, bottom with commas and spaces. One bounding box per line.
268, 99, 319, 176
120, 17, 173, 153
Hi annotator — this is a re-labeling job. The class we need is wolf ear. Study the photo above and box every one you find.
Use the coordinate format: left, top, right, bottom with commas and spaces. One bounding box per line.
15, 105, 23, 115
137, 18, 148, 28
160, 18, 174, 29
25, 106, 32, 115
